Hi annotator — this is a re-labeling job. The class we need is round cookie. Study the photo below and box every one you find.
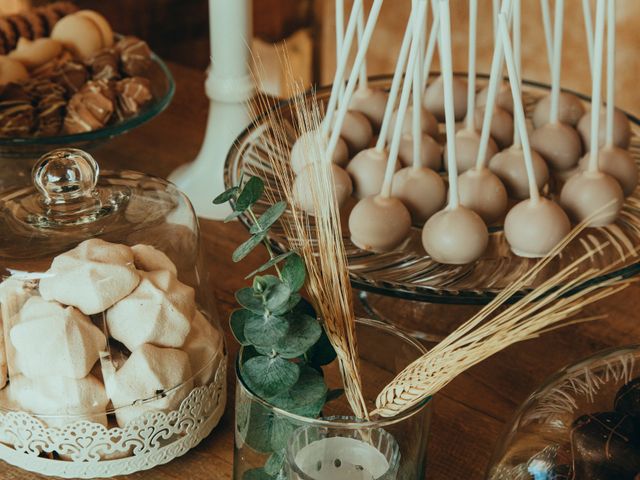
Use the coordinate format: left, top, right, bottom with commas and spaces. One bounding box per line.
51, 14, 103, 60
76, 10, 114, 48
9, 37, 63, 70
0, 56, 29, 85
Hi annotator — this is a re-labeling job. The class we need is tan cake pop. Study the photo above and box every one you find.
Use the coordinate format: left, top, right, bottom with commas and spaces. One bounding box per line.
290, 131, 349, 174
529, 0, 582, 173
577, 108, 631, 150
473, 105, 514, 150
337, 110, 373, 154
387, 105, 439, 141
489, 147, 549, 199
476, 83, 514, 114
392, 6, 446, 225
576, 0, 636, 198
561, 0, 623, 226
422, 0, 488, 265
294, 162, 353, 212
496, 11, 571, 257
532, 92, 585, 128
398, 133, 442, 170
423, 74, 467, 122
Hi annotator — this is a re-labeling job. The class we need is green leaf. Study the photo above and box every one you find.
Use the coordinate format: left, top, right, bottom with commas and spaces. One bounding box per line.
264, 282, 292, 313
292, 297, 316, 317
306, 328, 338, 367
275, 314, 322, 359
243, 469, 274, 480
233, 233, 266, 263
271, 293, 301, 316
269, 366, 328, 417
213, 186, 239, 205
224, 210, 244, 223
242, 355, 300, 398
236, 176, 264, 212
236, 288, 265, 314
241, 398, 296, 453
250, 201, 287, 234
281, 254, 306, 292
244, 312, 289, 347
264, 451, 285, 477
253, 275, 280, 294
245, 252, 294, 279
230, 309, 252, 345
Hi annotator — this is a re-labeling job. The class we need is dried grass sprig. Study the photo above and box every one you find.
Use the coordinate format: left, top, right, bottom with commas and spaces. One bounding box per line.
373, 215, 638, 418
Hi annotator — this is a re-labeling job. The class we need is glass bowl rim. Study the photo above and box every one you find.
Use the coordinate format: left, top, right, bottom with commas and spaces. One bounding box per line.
236, 317, 432, 428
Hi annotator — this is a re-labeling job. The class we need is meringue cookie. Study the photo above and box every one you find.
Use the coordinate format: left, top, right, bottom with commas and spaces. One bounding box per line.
182, 311, 223, 386
5, 374, 108, 428
39, 238, 140, 315
106, 270, 194, 351
109, 344, 193, 427
11, 297, 106, 379
131, 244, 178, 274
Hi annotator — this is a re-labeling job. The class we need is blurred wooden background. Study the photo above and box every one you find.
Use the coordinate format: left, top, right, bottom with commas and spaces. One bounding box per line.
23, 0, 639, 115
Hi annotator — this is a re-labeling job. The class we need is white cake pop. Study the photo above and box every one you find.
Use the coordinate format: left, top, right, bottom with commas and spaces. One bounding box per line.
39, 238, 140, 315
489, 147, 549, 199
349, 88, 389, 130
423, 74, 468, 121
560, 0, 624, 228
530, 122, 582, 171
109, 344, 193, 427
422, 0, 488, 265
532, 92, 585, 128
338, 110, 374, 154
11, 297, 106, 379
131, 244, 178, 274
578, 147, 637, 197
577, 108, 631, 150
496, 9, 571, 257
107, 270, 195, 351
474, 106, 514, 150
445, 129, 499, 173
458, 167, 508, 224
346, 148, 396, 199
398, 133, 442, 170
293, 163, 353, 212
6, 374, 108, 428
182, 310, 223, 386
476, 83, 514, 114
290, 131, 349, 174
387, 105, 439, 141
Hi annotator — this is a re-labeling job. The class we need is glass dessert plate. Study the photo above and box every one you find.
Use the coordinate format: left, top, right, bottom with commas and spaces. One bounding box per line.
225, 74, 640, 305
0, 52, 175, 159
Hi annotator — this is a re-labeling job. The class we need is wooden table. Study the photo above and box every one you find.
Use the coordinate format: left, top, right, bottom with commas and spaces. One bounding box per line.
2, 62, 639, 480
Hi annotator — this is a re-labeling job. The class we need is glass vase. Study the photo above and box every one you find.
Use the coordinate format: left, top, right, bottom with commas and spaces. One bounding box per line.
233, 318, 432, 480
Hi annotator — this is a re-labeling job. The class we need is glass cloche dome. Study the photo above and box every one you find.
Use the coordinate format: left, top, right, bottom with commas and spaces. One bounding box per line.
0, 148, 226, 476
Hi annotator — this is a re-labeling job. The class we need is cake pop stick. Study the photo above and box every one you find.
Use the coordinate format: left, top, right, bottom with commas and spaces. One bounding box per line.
548, 0, 564, 125
540, 0, 553, 72
356, 7, 368, 92
465, 0, 478, 133
511, 0, 521, 148
582, 0, 595, 74
411, 0, 424, 171
560, 0, 623, 226
605, 0, 615, 149
335, 0, 346, 103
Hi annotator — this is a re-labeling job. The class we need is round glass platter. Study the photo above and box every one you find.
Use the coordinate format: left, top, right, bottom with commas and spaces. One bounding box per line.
225, 74, 640, 305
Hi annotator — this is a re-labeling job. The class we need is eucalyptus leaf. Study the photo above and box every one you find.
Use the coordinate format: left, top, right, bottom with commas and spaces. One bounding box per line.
269, 415, 298, 451
233, 233, 266, 263
245, 252, 294, 279
213, 186, 239, 205
230, 309, 252, 345
253, 275, 280, 294
264, 282, 292, 313
243, 468, 274, 480
269, 366, 328, 417
243, 355, 300, 398
271, 292, 300, 315
250, 201, 287, 234
281, 254, 306, 292
244, 312, 289, 347
275, 314, 322, 359
236, 288, 265, 314
236, 176, 264, 212
264, 450, 285, 476
306, 328, 337, 367
224, 210, 244, 223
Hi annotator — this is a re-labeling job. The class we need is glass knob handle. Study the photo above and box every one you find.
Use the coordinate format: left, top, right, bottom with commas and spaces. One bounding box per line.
33, 148, 100, 205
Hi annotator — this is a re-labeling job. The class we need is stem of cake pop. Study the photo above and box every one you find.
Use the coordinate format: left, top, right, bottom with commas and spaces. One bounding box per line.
323, 0, 363, 139
421, 1, 439, 91
326, 0, 383, 160
549, 0, 565, 124
474, 0, 513, 170
499, 13, 540, 203
438, 0, 460, 209
381, 0, 427, 197
412, 0, 425, 170
512, 0, 522, 148
356, 6, 369, 92
335, 0, 345, 104
582, 0, 595, 75
465, 0, 478, 132
540, 0, 553, 72
588, 0, 606, 173
376, 5, 417, 151
493, 0, 500, 46
605, 0, 615, 148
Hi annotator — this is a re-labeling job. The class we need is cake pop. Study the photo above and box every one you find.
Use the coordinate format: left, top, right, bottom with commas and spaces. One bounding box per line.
476, 83, 514, 114
423, 74, 467, 122
497, 10, 570, 257
489, 147, 549, 199
445, 130, 498, 173
530, 0, 582, 173
576, 0, 637, 198
532, 92, 585, 128
560, 0, 623, 227
349, 0, 425, 251
387, 105, 438, 141
422, 0, 488, 265
335, 110, 373, 154
347, 0, 414, 199
290, 130, 349, 174
392, 6, 446, 225
577, 109, 631, 150
473, 105, 514, 150
398, 133, 442, 170
294, 162, 353, 211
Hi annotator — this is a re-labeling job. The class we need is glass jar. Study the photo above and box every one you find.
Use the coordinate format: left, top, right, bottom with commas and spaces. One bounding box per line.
234, 318, 432, 480
488, 345, 640, 480
0, 148, 226, 478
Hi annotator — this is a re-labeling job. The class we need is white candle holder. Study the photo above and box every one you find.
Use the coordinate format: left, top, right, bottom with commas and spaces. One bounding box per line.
169, 0, 255, 220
